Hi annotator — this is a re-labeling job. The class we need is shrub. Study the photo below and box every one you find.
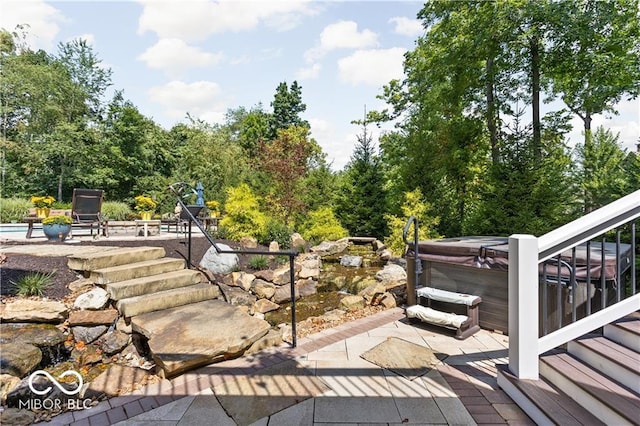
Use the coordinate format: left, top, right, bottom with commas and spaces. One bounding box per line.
384, 189, 441, 256
11, 271, 53, 297
0, 198, 31, 223
300, 207, 348, 244
248, 255, 269, 270
219, 184, 267, 240
101, 201, 132, 220
260, 218, 292, 248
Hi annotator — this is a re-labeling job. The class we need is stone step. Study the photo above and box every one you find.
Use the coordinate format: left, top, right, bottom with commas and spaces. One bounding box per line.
116, 283, 221, 318
104, 269, 205, 300
68, 246, 166, 271
90, 258, 185, 285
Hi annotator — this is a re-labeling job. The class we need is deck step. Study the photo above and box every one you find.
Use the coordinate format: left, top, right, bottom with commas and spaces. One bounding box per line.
496, 364, 604, 426
104, 269, 205, 300
68, 246, 166, 271
568, 334, 640, 394
116, 283, 221, 317
90, 257, 185, 284
540, 351, 640, 425
604, 313, 640, 353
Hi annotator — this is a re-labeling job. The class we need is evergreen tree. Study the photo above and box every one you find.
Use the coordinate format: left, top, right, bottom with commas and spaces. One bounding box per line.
268, 81, 309, 139
336, 113, 388, 239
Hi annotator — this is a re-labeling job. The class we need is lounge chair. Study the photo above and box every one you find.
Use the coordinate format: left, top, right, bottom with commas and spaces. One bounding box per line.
70, 188, 108, 237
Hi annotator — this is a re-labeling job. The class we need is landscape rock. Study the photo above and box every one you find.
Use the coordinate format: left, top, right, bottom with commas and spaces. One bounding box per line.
71, 343, 103, 366
68, 308, 119, 326
375, 263, 407, 284
272, 284, 301, 304
219, 283, 257, 307
272, 266, 292, 285
379, 292, 397, 308
0, 408, 35, 426
199, 244, 239, 274
116, 317, 132, 334
0, 323, 65, 347
339, 295, 366, 311
230, 271, 255, 292
268, 241, 280, 252
358, 283, 388, 304
73, 287, 109, 310
244, 329, 283, 355
0, 299, 68, 323
72, 325, 108, 344
239, 236, 258, 249
131, 299, 271, 378
67, 277, 95, 294
296, 278, 318, 297
373, 240, 386, 251
310, 238, 349, 255
254, 269, 275, 282
340, 255, 363, 267
290, 233, 306, 250
0, 343, 41, 377
253, 298, 280, 314
0, 374, 21, 404
250, 279, 276, 300
97, 330, 130, 355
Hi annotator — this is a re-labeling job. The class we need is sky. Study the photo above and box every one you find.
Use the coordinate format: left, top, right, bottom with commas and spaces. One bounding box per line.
1, 0, 638, 171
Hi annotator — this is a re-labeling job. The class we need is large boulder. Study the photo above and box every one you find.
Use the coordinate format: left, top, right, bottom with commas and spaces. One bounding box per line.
310, 238, 349, 255
199, 244, 239, 274
73, 287, 109, 310
0, 343, 41, 377
375, 263, 407, 285
131, 300, 271, 378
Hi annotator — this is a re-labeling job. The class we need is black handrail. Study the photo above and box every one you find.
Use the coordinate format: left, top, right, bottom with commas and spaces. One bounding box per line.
403, 216, 420, 306
168, 182, 300, 347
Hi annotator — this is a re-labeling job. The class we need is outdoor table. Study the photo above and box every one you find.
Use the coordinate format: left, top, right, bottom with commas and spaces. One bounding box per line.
135, 219, 161, 237
23, 216, 43, 239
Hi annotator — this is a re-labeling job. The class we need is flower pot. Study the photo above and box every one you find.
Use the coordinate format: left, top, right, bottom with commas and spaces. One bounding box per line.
36, 208, 50, 218
42, 223, 71, 242
140, 211, 153, 221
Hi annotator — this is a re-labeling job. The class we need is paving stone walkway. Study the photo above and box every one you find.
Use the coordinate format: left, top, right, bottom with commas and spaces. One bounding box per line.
36, 308, 532, 426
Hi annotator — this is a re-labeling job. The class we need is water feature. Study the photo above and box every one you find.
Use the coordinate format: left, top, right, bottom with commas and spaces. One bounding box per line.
265, 242, 387, 325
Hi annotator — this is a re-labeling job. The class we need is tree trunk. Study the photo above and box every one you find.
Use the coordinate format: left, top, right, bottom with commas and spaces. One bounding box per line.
486, 56, 500, 165
531, 34, 541, 161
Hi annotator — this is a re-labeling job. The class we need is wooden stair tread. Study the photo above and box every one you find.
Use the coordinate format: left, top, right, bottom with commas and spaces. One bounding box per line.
497, 365, 604, 426
612, 314, 640, 335
541, 352, 640, 422
573, 335, 640, 374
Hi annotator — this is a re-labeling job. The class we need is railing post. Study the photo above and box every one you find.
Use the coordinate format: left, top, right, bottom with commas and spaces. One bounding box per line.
508, 234, 539, 379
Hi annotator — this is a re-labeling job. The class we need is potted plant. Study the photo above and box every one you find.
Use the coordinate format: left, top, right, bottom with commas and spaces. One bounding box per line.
205, 200, 219, 217
42, 214, 72, 242
135, 195, 157, 221
30, 195, 55, 218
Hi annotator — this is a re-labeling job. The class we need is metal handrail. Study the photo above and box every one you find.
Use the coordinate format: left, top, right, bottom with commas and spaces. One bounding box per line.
403, 216, 421, 306
168, 182, 300, 347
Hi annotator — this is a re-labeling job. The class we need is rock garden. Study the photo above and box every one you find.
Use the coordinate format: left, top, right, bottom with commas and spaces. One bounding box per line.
0, 234, 407, 423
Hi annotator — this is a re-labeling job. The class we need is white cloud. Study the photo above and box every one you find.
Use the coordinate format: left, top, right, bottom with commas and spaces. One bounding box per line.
0, 0, 66, 50
338, 47, 406, 87
137, 0, 319, 41
304, 20, 378, 63
138, 38, 224, 76
148, 80, 226, 123
389, 16, 423, 37
296, 63, 321, 80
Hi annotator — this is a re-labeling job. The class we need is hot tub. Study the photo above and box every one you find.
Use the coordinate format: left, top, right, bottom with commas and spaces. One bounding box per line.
406, 236, 632, 335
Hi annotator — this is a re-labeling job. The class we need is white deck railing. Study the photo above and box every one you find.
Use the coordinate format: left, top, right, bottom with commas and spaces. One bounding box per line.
508, 189, 640, 379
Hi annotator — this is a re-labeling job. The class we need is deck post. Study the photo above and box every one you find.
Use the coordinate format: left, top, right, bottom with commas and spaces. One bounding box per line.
508, 234, 539, 379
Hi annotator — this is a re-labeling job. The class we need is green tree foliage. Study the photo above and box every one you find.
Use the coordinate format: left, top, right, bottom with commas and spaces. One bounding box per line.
268, 81, 309, 139
219, 183, 267, 240
225, 105, 270, 157
575, 126, 630, 212
384, 189, 441, 256
300, 206, 348, 244
336, 117, 388, 239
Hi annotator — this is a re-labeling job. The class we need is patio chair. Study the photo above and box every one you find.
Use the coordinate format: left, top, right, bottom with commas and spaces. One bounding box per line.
70, 188, 109, 237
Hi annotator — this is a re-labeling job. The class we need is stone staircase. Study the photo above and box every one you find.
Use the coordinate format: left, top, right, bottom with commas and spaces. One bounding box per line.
67, 246, 220, 318
498, 313, 640, 425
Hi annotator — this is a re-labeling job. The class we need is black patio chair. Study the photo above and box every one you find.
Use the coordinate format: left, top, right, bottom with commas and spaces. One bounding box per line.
70, 188, 108, 237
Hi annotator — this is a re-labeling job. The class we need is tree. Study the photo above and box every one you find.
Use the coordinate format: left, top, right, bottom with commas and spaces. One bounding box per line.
336, 113, 388, 239
268, 81, 309, 139
574, 126, 629, 212
546, 0, 640, 146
